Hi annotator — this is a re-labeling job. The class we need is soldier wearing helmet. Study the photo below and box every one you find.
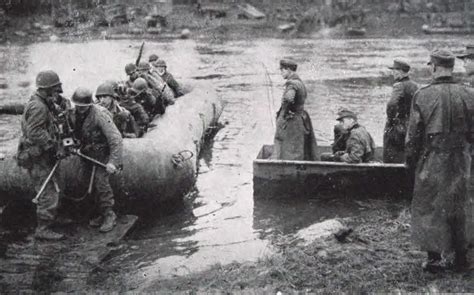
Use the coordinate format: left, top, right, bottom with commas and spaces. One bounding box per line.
96, 82, 139, 138
137, 61, 176, 107
128, 77, 165, 117
16, 70, 67, 240
124, 63, 139, 89
71, 87, 123, 233
153, 59, 184, 98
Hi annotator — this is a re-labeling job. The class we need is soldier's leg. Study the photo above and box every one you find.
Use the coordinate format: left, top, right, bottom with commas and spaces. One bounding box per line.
29, 160, 59, 222
28, 159, 63, 240
94, 167, 116, 232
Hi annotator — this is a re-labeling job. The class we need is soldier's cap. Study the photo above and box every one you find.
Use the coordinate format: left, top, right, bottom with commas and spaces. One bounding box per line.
149, 54, 159, 62
456, 45, 474, 59
279, 59, 298, 70
427, 48, 455, 68
336, 108, 357, 121
388, 59, 410, 72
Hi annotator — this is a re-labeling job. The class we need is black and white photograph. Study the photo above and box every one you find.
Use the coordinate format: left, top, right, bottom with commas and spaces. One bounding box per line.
0, 0, 473, 292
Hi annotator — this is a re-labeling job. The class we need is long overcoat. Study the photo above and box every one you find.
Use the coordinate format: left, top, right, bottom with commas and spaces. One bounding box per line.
272, 72, 318, 161
406, 76, 474, 254
383, 76, 418, 163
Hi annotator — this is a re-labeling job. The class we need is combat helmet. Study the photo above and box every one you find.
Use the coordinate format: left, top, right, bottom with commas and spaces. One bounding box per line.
36, 70, 62, 89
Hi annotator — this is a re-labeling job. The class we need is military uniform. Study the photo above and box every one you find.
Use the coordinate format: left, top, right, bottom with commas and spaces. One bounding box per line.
17, 92, 60, 221
338, 123, 375, 163
161, 71, 184, 98
73, 104, 123, 215
384, 60, 418, 163
119, 97, 149, 135
406, 49, 474, 269
272, 65, 318, 161
383, 76, 418, 163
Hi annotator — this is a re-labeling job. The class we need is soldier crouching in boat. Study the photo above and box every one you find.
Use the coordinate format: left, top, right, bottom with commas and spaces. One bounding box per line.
406, 49, 474, 273
383, 59, 418, 163
271, 59, 318, 161
95, 81, 139, 138
321, 109, 375, 163
71, 88, 123, 233
16, 71, 70, 240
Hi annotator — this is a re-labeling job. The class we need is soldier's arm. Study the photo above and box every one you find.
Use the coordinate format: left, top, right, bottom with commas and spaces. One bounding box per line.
405, 96, 424, 168
282, 84, 297, 104
167, 74, 184, 97
129, 103, 149, 127
386, 82, 404, 122
98, 111, 123, 167
340, 136, 364, 163
25, 103, 56, 151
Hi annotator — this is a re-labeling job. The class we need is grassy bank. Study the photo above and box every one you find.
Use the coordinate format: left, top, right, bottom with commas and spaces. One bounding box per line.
139, 202, 472, 293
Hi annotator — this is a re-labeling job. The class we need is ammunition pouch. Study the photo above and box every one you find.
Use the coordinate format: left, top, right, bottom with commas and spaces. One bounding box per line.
15, 137, 52, 169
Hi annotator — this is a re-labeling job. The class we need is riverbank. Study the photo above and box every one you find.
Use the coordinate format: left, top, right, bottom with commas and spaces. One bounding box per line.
89, 198, 473, 293
0, 7, 433, 44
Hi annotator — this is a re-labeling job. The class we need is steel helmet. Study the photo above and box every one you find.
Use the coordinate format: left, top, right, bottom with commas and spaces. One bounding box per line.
155, 59, 167, 68
72, 87, 93, 106
137, 61, 151, 71
125, 63, 137, 75
95, 82, 116, 98
131, 78, 148, 95
148, 54, 159, 62
36, 70, 62, 89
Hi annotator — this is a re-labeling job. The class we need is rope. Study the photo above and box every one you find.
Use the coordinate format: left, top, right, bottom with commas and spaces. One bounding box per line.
171, 150, 194, 168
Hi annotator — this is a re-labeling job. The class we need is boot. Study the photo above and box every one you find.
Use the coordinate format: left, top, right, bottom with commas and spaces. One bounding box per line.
89, 215, 103, 228
99, 210, 117, 233
34, 220, 64, 241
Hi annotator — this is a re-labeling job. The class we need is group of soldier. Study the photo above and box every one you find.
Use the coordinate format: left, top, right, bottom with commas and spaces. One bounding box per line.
273, 45, 474, 273
16, 54, 183, 240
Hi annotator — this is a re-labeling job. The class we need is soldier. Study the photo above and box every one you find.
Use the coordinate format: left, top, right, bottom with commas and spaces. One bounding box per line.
95, 82, 139, 138
124, 63, 139, 89
148, 53, 159, 64
383, 59, 418, 163
137, 61, 175, 106
128, 77, 163, 118
457, 44, 474, 87
16, 70, 66, 240
271, 59, 318, 161
153, 59, 184, 98
71, 88, 123, 233
320, 109, 375, 163
406, 49, 474, 273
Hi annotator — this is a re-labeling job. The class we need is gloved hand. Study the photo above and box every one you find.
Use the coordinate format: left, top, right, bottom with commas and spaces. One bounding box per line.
106, 163, 118, 175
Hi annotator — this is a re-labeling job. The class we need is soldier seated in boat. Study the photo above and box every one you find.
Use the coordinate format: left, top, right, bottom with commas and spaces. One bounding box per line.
456, 44, 474, 87
128, 77, 164, 118
153, 59, 184, 98
124, 63, 140, 89
95, 81, 139, 138
71, 87, 123, 233
321, 109, 375, 163
137, 61, 176, 107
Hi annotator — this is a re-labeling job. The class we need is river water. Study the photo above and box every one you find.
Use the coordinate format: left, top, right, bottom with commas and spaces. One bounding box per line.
0, 36, 468, 290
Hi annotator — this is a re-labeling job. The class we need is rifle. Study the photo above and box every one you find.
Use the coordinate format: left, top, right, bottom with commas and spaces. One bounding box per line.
32, 161, 60, 204
135, 41, 145, 66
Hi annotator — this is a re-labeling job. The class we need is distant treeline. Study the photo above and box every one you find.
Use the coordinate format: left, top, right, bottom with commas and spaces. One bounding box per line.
1, 0, 471, 15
